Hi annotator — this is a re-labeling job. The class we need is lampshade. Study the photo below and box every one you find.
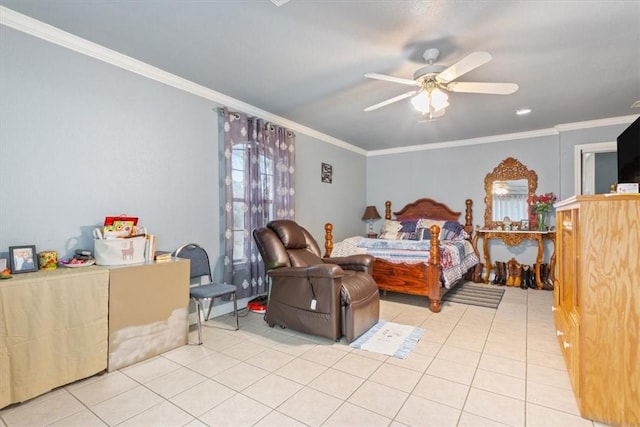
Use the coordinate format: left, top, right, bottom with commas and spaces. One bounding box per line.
361, 205, 382, 221
410, 87, 449, 114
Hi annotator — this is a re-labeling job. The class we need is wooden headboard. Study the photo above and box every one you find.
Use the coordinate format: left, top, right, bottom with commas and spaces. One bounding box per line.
384, 198, 474, 236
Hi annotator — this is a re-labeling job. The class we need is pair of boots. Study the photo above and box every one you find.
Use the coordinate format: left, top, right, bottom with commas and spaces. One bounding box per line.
505, 258, 522, 287
464, 263, 485, 283
492, 261, 507, 286
520, 264, 536, 289
492, 260, 521, 286
471, 263, 484, 283
519, 263, 554, 290
539, 263, 554, 291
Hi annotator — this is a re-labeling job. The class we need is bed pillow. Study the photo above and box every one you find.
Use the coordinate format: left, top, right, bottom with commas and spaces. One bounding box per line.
379, 219, 403, 240
418, 220, 469, 241
440, 221, 469, 241
399, 219, 419, 233
416, 218, 445, 240
417, 218, 446, 231
379, 219, 421, 240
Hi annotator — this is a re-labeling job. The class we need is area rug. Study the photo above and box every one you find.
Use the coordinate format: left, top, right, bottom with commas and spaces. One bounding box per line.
350, 320, 424, 359
442, 282, 505, 309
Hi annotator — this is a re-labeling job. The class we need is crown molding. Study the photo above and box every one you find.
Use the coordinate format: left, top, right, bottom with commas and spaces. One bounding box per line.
367, 128, 558, 157
0, 6, 367, 156
554, 114, 638, 132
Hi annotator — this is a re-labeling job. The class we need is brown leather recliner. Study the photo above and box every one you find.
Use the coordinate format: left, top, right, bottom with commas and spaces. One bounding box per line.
253, 220, 380, 343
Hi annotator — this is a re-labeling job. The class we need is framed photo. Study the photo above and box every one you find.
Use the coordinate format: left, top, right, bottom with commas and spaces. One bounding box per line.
520, 219, 530, 231
321, 162, 333, 183
9, 245, 38, 273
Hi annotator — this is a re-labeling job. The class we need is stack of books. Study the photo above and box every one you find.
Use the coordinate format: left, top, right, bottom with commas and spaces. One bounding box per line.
144, 234, 157, 262
154, 251, 172, 263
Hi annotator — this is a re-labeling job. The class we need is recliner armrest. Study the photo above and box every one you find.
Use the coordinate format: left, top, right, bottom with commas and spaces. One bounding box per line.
323, 255, 374, 274
268, 264, 345, 279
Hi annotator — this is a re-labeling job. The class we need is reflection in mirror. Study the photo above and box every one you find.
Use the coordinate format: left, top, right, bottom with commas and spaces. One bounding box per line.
492, 179, 528, 221
484, 157, 538, 229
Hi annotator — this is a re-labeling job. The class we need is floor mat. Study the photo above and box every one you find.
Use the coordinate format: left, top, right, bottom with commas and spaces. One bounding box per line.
442, 282, 505, 309
350, 320, 424, 359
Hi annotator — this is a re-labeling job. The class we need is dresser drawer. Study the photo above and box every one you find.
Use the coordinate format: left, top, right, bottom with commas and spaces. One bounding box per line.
554, 309, 580, 397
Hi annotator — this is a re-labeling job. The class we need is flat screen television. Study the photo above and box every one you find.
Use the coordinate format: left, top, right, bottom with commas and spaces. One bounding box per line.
617, 116, 640, 190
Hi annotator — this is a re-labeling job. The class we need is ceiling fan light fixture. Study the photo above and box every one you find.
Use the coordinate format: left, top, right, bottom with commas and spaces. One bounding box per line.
411, 88, 449, 114
430, 88, 449, 111
410, 92, 431, 113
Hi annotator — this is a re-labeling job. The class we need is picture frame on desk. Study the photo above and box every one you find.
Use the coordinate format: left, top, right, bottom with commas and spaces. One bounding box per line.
9, 245, 38, 274
520, 219, 529, 231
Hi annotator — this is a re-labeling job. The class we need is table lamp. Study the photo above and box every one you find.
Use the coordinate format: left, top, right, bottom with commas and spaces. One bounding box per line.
362, 205, 382, 237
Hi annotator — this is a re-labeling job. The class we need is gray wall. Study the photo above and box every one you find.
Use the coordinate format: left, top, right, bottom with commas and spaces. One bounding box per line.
0, 27, 366, 272
296, 136, 366, 245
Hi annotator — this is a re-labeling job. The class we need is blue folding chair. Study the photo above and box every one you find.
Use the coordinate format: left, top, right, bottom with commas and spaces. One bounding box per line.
174, 243, 238, 344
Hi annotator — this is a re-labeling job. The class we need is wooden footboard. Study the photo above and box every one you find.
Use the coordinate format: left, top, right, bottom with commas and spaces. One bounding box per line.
375, 224, 443, 312
323, 198, 474, 313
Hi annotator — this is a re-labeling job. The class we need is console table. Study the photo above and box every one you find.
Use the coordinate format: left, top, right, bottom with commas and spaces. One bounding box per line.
0, 267, 109, 408
472, 229, 556, 289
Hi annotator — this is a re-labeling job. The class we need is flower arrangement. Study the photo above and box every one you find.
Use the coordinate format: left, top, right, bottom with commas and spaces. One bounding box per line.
528, 192, 558, 213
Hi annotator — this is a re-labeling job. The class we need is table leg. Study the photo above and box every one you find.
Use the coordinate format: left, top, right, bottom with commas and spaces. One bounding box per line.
535, 236, 543, 290
548, 235, 556, 283
482, 234, 491, 283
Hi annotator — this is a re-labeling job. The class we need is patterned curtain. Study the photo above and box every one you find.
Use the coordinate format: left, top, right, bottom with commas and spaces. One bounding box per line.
220, 108, 295, 299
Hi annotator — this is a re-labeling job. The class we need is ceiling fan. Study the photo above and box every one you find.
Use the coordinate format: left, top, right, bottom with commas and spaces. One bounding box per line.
364, 48, 519, 119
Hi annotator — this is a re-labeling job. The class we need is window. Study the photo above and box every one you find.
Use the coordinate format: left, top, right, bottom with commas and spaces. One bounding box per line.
231, 143, 275, 263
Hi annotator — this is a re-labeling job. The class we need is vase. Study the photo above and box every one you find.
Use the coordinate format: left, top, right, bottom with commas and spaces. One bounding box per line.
536, 212, 547, 231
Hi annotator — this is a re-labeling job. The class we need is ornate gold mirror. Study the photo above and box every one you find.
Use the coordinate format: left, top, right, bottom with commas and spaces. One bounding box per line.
484, 157, 538, 229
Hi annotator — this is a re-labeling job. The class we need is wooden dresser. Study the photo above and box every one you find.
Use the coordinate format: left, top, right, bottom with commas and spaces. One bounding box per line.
554, 194, 639, 426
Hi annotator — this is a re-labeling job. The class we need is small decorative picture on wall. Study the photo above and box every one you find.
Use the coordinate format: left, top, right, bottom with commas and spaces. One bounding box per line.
321, 162, 333, 183
9, 245, 38, 273
520, 219, 529, 231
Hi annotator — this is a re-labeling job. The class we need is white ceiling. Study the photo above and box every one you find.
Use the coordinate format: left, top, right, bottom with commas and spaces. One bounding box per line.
1, 0, 639, 152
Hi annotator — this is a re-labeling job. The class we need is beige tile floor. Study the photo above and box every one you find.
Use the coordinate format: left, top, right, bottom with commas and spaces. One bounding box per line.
0, 284, 612, 427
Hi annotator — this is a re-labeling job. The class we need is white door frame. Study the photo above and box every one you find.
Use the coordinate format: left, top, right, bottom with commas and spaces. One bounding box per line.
574, 141, 616, 195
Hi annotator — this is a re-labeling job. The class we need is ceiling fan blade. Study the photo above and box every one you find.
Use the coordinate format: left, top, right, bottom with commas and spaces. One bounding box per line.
364, 91, 417, 112
365, 73, 419, 87
447, 81, 519, 94
436, 51, 492, 83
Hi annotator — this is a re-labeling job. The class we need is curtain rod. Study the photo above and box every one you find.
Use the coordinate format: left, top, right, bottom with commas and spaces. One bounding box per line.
214, 106, 295, 136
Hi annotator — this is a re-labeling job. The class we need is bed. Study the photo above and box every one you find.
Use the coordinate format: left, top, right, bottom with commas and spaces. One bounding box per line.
323, 198, 479, 313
